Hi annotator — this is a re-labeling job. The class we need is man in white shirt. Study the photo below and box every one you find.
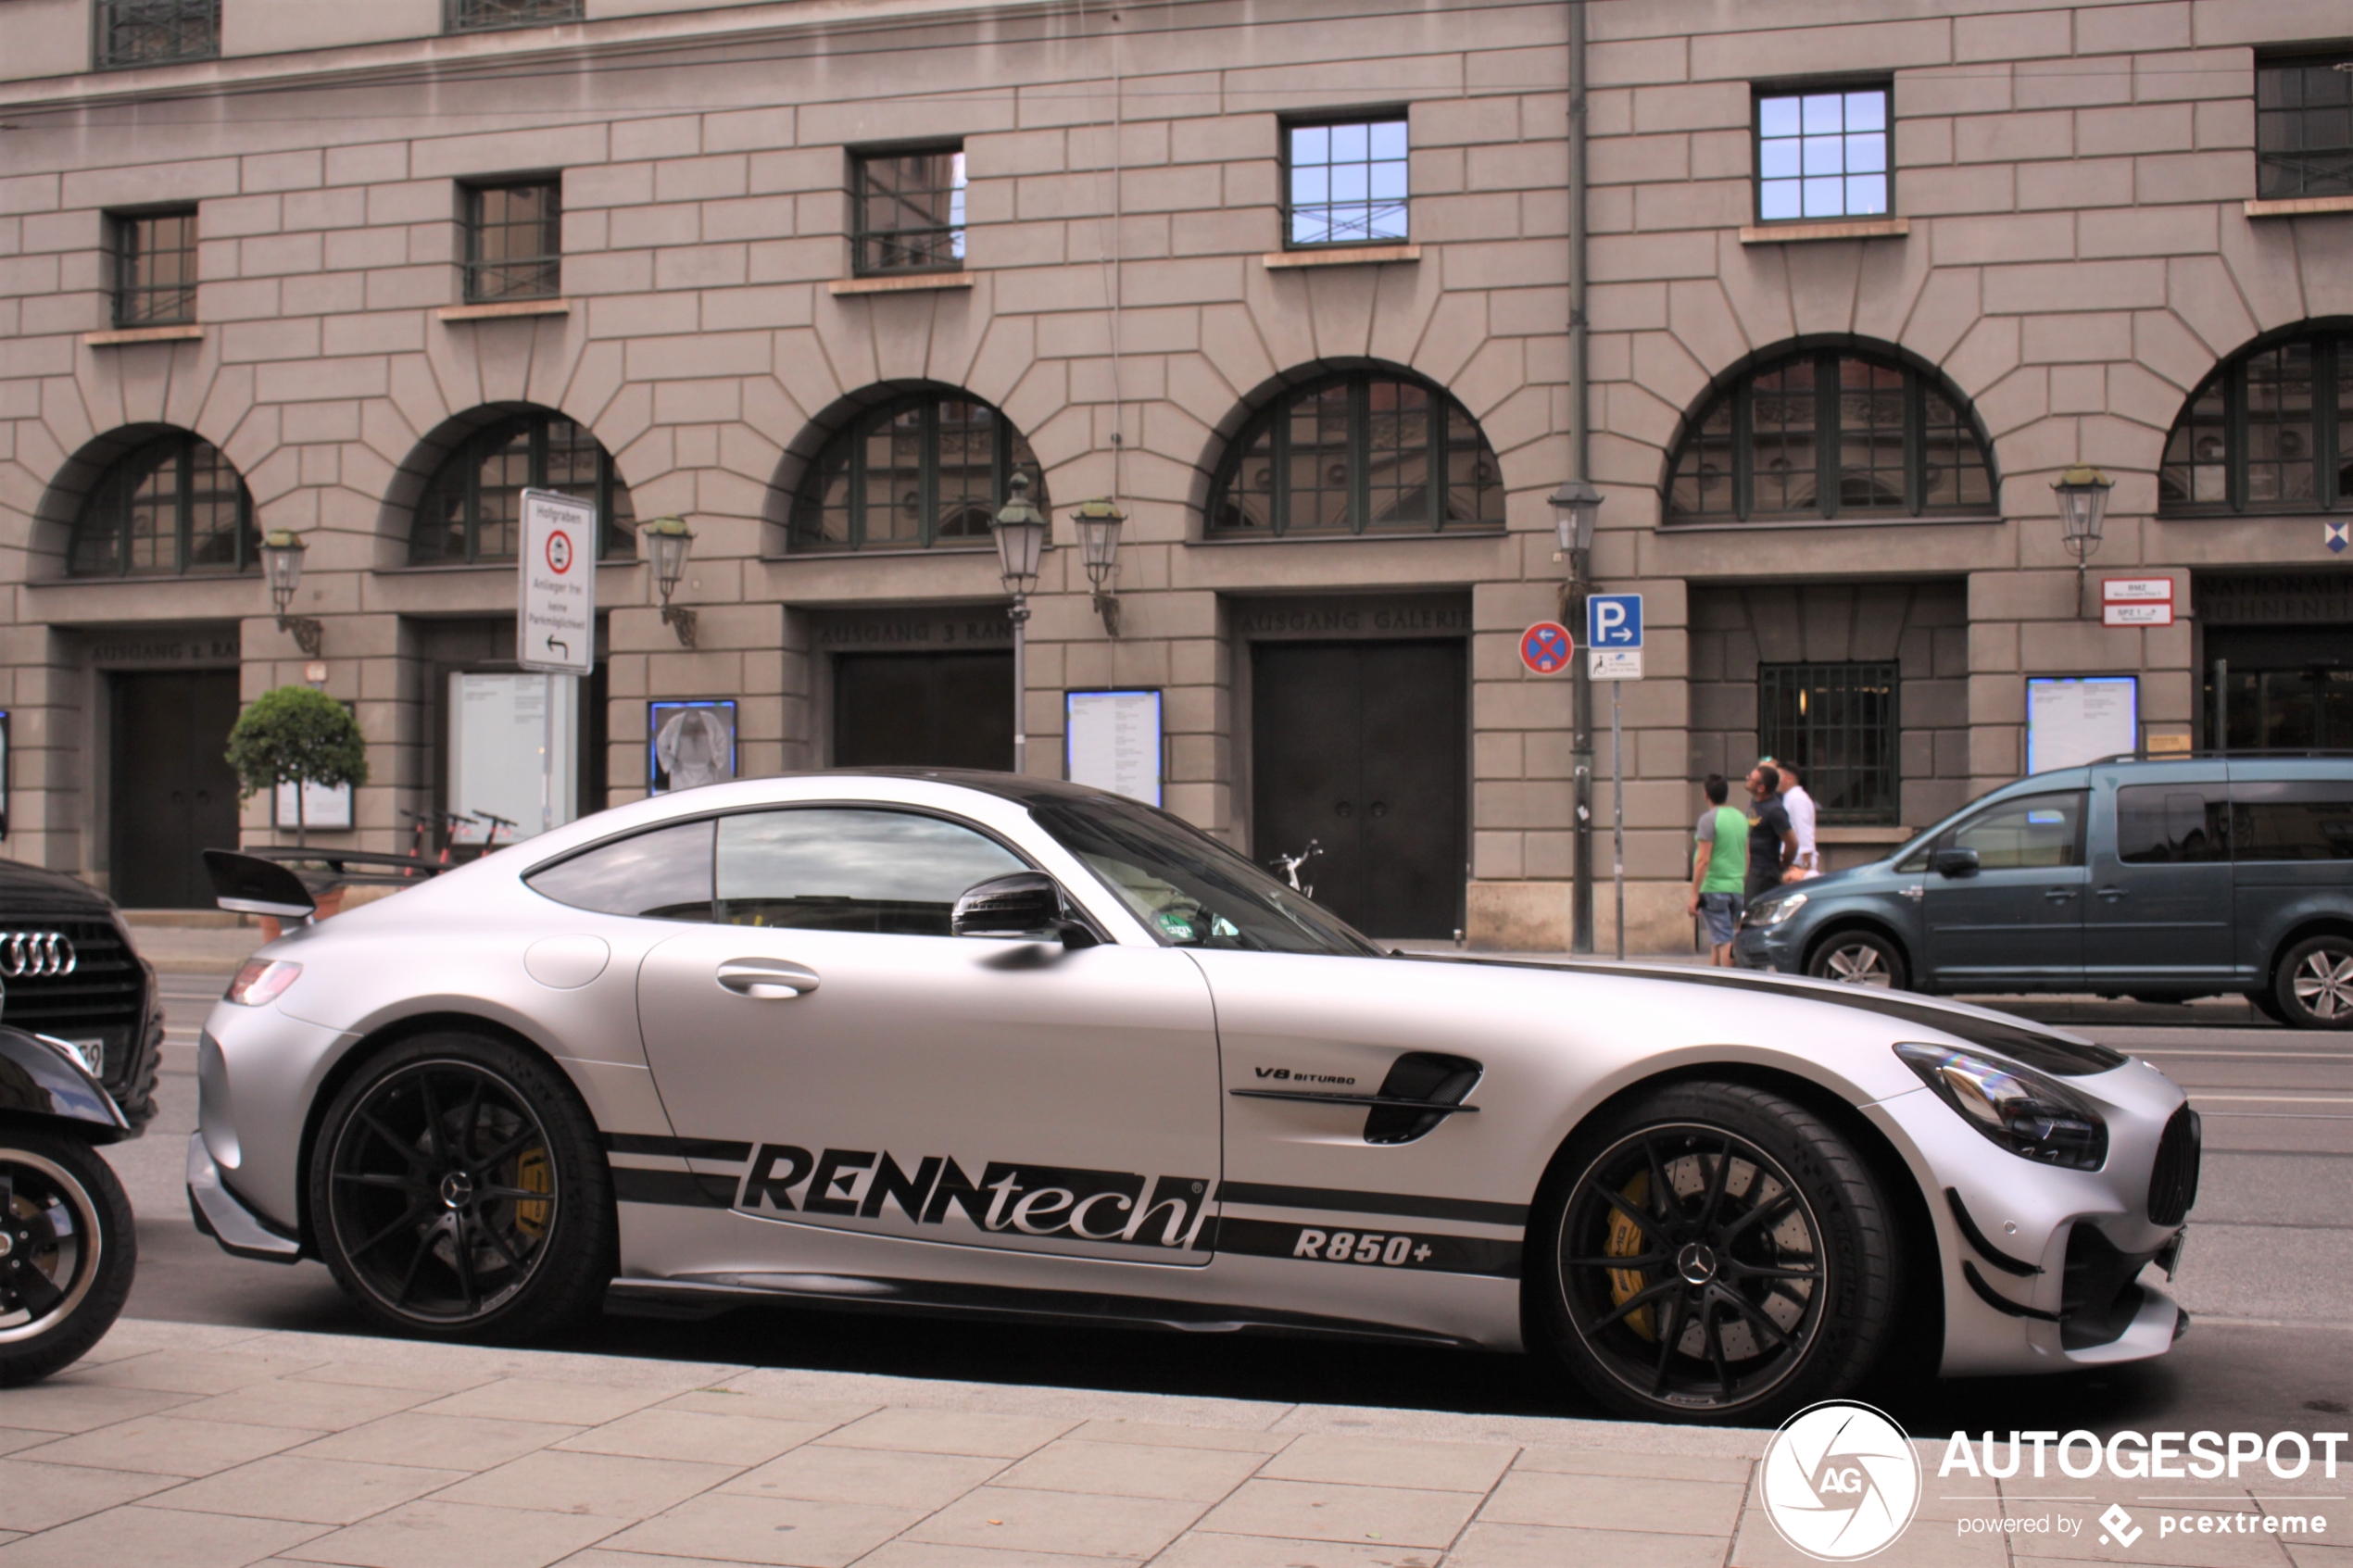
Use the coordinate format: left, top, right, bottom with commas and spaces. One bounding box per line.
1774, 757, 1819, 880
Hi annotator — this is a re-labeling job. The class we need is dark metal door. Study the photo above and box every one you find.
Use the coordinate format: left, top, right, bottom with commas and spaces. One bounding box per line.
110, 670, 242, 909
834, 651, 1013, 771
1252, 639, 1466, 939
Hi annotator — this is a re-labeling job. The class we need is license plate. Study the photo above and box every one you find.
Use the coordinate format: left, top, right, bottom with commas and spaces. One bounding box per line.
66, 1037, 105, 1078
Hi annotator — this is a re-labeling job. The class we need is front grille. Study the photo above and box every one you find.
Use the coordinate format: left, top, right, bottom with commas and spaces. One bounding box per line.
0, 919, 147, 1085
2147, 1105, 2202, 1226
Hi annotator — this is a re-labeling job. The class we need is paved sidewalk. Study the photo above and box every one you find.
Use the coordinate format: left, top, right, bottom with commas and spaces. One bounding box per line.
1, 1319, 2341, 1568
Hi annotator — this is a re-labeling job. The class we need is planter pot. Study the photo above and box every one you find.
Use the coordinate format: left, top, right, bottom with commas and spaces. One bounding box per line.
258, 884, 345, 942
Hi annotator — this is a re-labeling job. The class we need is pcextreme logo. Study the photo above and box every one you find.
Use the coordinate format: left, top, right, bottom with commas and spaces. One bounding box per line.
1761, 1400, 1924, 1562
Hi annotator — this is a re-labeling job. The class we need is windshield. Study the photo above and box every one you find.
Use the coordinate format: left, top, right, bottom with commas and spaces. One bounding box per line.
1029, 795, 1382, 956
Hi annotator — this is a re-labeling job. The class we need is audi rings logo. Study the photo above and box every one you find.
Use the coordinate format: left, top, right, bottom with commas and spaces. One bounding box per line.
1761, 1400, 1923, 1561
1, 932, 78, 978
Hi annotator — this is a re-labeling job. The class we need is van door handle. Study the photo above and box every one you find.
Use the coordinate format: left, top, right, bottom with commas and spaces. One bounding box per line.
2095, 887, 2127, 902
2044, 889, 2076, 903
717, 960, 820, 998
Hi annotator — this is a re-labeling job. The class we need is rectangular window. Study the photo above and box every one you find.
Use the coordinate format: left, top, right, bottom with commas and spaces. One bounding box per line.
1755, 85, 1891, 222
2258, 53, 2353, 200
2116, 784, 2229, 863
463, 181, 562, 303
447, 0, 583, 31
1286, 116, 1409, 247
112, 208, 198, 327
95, 0, 219, 69
1756, 661, 1901, 825
2231, 780, 2353, 861
852, 147, 966, 275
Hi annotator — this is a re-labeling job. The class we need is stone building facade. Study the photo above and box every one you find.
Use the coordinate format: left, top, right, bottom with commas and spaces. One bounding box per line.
1, 0, 2348, 947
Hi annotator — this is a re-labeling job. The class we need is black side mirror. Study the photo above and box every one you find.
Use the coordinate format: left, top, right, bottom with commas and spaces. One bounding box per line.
1931, 847, 1981, 879
951, 872, 1096, 947
203, 849, 318, 921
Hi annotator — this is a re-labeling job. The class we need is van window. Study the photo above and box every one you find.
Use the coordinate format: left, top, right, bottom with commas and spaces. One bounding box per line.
2116, 784, 2228, 863
2232, 781, 2353, 862
1945, 792, 2084, 870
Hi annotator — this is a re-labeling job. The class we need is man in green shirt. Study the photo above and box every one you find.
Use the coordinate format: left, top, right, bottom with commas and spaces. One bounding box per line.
1687, 773, 1751, 966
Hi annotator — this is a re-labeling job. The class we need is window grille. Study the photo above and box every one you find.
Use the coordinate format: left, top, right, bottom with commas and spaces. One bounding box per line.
2159, 330, 2352, 514
95, 0, 219, 69
790, 393, 1043, 552
2257, 55, 2353, 201
463, 182, 562, 303
1755, 86, 1890, 222
410, 412, 635, 565
852, 149, 966, 275
1286, 118, 1409, 247
112, 208, 198, 327
69, 434, 256, 578
1757, 662, 1901, 826
447, 0, 583, 31
1668, 349, 1994, 523
1208, 373, 1504, 537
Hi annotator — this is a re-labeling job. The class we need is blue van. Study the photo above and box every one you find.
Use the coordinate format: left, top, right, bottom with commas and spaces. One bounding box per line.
1733, 758, 2353, 1028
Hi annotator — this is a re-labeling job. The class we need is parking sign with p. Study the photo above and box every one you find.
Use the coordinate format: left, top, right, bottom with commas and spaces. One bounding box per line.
1588, 593, 1642, 681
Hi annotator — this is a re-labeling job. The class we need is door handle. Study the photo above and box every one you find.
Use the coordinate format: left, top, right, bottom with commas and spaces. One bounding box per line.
2044, 889, 2076, 903
2095, 887, 2127, 902
716, 960, 820, 999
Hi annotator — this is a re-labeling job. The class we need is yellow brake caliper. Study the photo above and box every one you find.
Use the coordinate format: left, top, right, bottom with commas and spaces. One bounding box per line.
1604, 1170, 1655, 1340
512, 1148, 553, 1239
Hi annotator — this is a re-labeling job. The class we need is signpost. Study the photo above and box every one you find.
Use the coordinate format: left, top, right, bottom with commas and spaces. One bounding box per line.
1519, 621, 1575, 675
518, 489, 597, 834
2100, 577, 2174, 628
1586, 594, 1643, 960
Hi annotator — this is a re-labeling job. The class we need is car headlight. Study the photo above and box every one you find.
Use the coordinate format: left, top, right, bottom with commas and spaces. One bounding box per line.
225, 959, 301, 1007
1744, 891, 1806, 927
1894, 1042, 2108, 1170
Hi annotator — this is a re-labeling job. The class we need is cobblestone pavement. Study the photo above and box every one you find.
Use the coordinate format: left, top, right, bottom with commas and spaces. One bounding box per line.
2, 1317, 2346, 1567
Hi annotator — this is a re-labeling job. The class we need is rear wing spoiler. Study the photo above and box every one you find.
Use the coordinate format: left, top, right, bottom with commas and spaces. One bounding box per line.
202, 850, 318, 922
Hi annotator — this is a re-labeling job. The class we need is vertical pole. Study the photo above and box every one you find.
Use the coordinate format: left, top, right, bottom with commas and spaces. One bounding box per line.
2213, 659, 2228, 756
1011, 597, 1030, 774
541, 672, 556, 835
1611, 679, 1624, 961
1567, 0, 1593, 955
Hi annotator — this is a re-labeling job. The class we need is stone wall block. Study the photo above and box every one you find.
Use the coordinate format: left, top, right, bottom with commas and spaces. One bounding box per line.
1985, 258, 2165, 316
1954, 7, 2070, 61
1851, 226, 1935, 346
2017, 156, 2134, 212
1716, 242, 1797, 353
702, 107, 795, 156
1930, 212, 2073, 269
1898, 163, 2017, 217
2133, 151, 2253, 206
2162, 255, 2257, 358
1955, 109, 2075, 167
2017, 55, 2134, 111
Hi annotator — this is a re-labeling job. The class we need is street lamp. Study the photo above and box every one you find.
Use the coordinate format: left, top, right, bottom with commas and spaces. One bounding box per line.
259, 529, 322, 657
1072, 496, 1126, 637
640, 516, 698, 647
1548, 479, 1604, 956
1549, 478, 1604, 575
991, 471, 1048, 774
2053, 465, 2113, 614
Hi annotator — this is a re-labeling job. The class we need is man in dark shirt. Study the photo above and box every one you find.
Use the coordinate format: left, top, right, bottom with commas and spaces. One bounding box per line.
1745, 763, 1797, 898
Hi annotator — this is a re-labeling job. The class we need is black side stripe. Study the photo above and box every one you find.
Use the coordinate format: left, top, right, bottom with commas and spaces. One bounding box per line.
1216, 1180, 1527, 1229
604, 1133, 754, 1163
1210, 1217, 1521, 1279
611, 1167, 738, 1208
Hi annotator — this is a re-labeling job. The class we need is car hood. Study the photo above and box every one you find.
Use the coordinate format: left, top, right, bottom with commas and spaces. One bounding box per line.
0, 859, 120, 919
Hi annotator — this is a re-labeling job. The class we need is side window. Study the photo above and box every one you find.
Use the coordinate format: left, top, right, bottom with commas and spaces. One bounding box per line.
2116, 784, 2228, 864
525, 819, 714, 919
2231, 781, 2353, 862
1946, 792, 2083, 871
714, 809, 1025, 935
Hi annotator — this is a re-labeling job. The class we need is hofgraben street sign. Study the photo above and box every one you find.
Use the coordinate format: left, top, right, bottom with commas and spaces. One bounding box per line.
519, 488, 596, 675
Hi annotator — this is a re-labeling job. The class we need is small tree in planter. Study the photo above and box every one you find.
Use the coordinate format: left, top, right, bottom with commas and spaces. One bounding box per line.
225, 685, 370, 850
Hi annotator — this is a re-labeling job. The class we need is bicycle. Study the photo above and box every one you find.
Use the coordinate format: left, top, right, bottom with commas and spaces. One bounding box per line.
1269, 838, 1323, 898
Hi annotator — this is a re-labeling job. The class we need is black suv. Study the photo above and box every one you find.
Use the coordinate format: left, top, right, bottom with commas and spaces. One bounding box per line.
0, 860, 162, 1126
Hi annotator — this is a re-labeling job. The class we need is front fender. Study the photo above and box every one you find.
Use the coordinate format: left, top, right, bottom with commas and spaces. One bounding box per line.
0, 1025, 132, 1143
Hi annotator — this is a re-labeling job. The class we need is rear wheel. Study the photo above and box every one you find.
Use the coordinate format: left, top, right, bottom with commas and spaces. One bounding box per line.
1532, 1082, 1901, 1424
1806, 930, 1907, 991
308, 1033, 613, 1340
0, 1130, 135, 1386
2275, 935, 2353, 1031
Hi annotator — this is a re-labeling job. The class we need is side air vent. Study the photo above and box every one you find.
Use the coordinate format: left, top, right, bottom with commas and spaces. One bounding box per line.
2146, 1105, 2201, 1227
1364, 1053, 1482, 1145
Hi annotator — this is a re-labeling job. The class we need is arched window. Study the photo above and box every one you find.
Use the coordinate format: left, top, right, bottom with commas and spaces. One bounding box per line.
410, 410, 636, 565
789, 392, 1045, 551
1667, 348, 1994, 523
1208, 372, 1504, 536
69, 432, 258, 577
2159, 326, 2352, 514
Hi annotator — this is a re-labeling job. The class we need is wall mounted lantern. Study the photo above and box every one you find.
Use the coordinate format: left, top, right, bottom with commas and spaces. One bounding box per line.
641, 516, 698, 647
2053, 465, 2113, 613
1072, 497, 1126, 637
259, 529, 323, 657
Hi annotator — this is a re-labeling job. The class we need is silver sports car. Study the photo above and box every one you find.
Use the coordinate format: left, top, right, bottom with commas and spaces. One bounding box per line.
190, 771, 2199, 1423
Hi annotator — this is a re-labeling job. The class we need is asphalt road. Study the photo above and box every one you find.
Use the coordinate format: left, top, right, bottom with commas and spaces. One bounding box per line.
104, 973, 2353, 1440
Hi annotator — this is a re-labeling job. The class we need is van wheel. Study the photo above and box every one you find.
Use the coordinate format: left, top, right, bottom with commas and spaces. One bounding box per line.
1806, 932, 1906, 991
2276, 935, 2353, 1031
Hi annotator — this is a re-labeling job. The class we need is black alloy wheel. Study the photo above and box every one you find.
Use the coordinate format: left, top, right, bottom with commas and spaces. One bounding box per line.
0, 1131, 136, 1386
2276, 935, 2353, 1031
1806, 930, 1906, 991
311, 1033, 612, 1339
1535, 1083, 1900, 1424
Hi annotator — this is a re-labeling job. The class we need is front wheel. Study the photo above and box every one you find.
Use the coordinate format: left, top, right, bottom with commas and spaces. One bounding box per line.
1531, 1082, 1902, 1424
0, 1129, 136, 1386
2275, 935, 2353, 1031
1806, 930, 1907, 991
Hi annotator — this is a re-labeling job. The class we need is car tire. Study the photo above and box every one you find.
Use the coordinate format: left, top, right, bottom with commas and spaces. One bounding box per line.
2274, 935, 2353, 1031
308, 1031, 613, 1341
1531, 1081, 1902, 1425
1805, 930, 1907, 991
0, 1130, 136, 1387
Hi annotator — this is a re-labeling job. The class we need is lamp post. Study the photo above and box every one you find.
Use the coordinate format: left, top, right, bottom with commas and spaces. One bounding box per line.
640, 516, 698, 647
1549, 480, 1604, 955
991, 471, 1048, 774
2053, 465, 2113, 615
259, 530, 323, 657
1072, 497, 1126, 637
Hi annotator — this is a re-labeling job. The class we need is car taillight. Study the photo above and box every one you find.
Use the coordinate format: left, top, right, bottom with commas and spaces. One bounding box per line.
226, 959, 301, 1007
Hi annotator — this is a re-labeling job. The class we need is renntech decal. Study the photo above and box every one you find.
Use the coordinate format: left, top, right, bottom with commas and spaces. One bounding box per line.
736, 1144, 1212, 1251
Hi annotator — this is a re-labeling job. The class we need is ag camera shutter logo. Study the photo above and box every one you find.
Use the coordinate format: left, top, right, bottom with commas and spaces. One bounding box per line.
1762, 1400, 1922, 1561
